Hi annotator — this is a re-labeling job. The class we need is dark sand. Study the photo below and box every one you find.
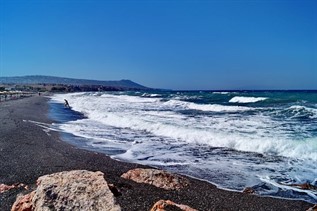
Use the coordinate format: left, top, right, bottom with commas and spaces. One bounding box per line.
0, 96, 313, 211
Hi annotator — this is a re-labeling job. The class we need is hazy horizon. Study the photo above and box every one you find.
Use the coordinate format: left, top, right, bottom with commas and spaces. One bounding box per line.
1, 0, 316, 90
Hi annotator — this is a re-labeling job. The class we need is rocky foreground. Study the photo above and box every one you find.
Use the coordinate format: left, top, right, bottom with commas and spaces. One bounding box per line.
5, 169, 317, 211
0, 96, 315, 211
9, 169, 198, 211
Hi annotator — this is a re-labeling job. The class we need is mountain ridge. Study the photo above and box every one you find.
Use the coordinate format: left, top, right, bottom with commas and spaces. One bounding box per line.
0, 75, 149, 90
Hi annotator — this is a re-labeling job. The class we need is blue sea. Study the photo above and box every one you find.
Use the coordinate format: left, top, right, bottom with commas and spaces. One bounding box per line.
49, 90, 317, 203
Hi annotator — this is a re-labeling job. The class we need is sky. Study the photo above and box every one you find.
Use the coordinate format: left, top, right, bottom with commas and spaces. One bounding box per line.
0, 0, 316, 90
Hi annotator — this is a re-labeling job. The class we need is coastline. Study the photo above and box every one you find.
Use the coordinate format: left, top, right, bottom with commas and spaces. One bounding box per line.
0, 96, 313, 210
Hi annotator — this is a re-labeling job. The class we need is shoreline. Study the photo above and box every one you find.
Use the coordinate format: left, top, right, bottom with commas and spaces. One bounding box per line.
0, 96, 313, 210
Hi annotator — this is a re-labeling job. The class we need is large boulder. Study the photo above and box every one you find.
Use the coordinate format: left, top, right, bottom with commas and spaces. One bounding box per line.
121, 168, 189, 190
150, 200, 197, 211
11, 170, 121, 211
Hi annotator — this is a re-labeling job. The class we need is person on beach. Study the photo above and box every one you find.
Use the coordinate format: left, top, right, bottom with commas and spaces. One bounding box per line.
64, 99, 70, 108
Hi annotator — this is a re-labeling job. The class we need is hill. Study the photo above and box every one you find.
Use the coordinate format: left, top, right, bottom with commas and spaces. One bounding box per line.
0, 75, 149, 90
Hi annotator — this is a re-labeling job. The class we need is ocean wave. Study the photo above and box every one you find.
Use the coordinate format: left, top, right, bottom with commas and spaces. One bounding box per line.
212, 92, 230, 94
164, 100, 252, 112
67, 110, 317, 162
100, 93, 160, 103
278, 105, 317, 119
289, 105, 317, 116
51, 93, 317, 161
229, 96, 267, 103
141, 93, 162, 97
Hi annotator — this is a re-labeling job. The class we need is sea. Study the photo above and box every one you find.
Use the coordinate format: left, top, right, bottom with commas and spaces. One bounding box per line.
48, 90, 317, 203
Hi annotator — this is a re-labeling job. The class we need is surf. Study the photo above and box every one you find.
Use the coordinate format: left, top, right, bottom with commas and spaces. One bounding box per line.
50, 90, 317, 203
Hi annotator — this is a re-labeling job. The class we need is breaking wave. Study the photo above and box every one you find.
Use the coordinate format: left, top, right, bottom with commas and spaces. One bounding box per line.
229, 96, 267, 103
286, 105, 317, 119
164, 100, 252, 112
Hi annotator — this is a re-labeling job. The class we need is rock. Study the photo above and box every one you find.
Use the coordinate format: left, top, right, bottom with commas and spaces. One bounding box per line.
306, 204, 317, 211
11, 191, 35, 211
0, 184, 16, 193
11, 170, 121, 211
121, 168, 189, 190
17, 183, 28, 190
150, 200, 198, 211
33, 170, 121, 211
0, 183, 27, 193
242, 187, 255, 194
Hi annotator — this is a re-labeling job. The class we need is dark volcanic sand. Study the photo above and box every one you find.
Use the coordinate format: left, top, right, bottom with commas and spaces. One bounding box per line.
0, 96, 313, 211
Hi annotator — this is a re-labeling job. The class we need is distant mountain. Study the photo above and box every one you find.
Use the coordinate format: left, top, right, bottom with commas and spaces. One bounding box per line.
0, 75, 149, 90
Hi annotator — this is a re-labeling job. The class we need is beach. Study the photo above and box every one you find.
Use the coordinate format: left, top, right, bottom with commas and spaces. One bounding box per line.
0, 96, 313, 210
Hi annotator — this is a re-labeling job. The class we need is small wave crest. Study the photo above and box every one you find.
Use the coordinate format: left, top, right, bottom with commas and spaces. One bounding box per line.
212, 92, 230, 94
164, 100, 252, 112
229, 96, 267, 103
286, 105, 317, 119
141, 93, 162, 98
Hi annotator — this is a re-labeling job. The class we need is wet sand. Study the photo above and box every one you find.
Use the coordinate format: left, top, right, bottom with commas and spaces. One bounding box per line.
0, 96, 313, 210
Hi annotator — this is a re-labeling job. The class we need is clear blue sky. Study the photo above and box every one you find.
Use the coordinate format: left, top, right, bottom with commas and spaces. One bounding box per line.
1, 0, 316, 90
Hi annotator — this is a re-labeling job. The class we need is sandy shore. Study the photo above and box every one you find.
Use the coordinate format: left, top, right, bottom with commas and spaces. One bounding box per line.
0, 96, 313, 210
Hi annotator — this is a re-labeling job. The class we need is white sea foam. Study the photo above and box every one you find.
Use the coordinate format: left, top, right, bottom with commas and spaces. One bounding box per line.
164, 100, 252, 112
212, 92, 229, 94
287, 105, 317, 118
186, 102, 252, 112
229, 96, 267, 103
51, 93, 317, 161
142, 93, 162, 97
